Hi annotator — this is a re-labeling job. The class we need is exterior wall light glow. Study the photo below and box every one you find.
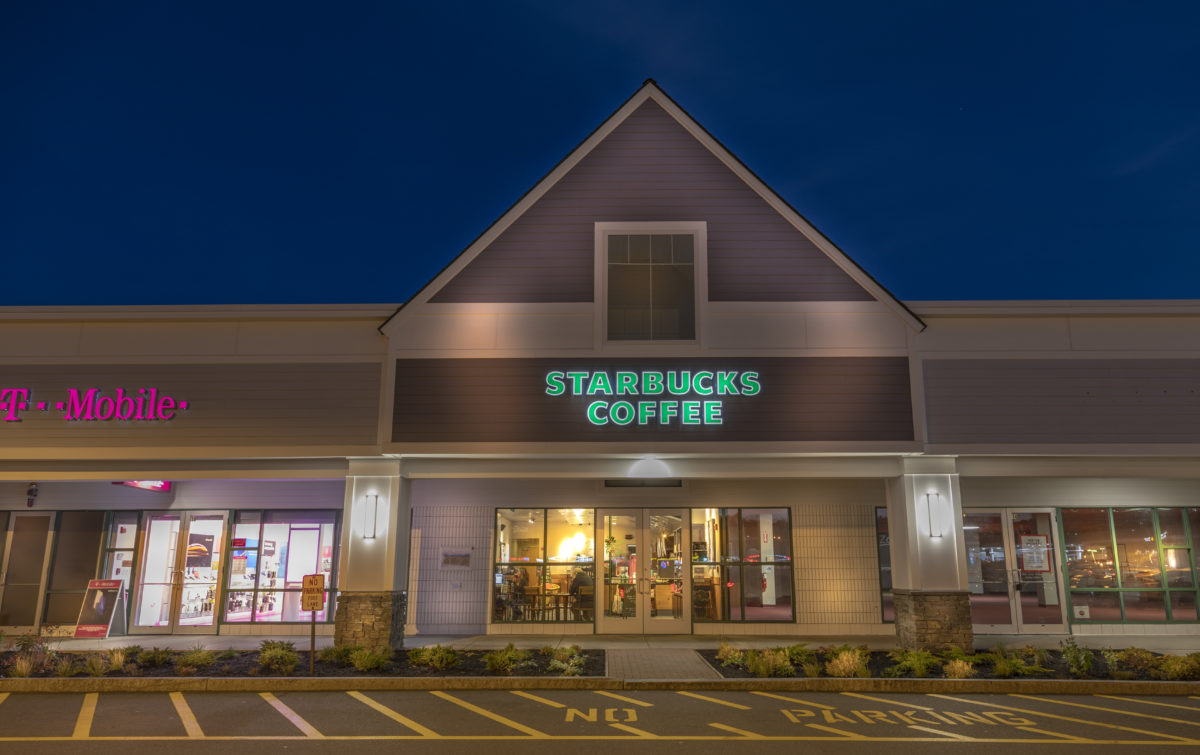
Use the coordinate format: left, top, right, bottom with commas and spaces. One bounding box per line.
925, 491, 944, 538
363, 493, 380, 539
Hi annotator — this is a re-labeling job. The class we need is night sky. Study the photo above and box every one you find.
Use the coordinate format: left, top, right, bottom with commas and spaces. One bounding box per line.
3, 2, 1199, 306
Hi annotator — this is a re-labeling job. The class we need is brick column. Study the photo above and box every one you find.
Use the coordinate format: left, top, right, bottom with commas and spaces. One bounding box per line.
893, 589, 972, 650
334, 590, 406, 649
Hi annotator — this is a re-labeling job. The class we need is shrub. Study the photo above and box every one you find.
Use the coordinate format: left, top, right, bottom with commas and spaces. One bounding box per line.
177, 646, 216, 670
122, 645, 143, 660
990, 655, 1047, 678
122, 663, 142, 676
138, 647, 174, 667
715, 642, 744, 668
1060, 637, 1094, 678
83, 654, 109, 677
216, 649, 238, 661
55, 657, 79, 677
259, 640, 296, 654
744, 648, 795, 678
107, 649, 127, 669
825, 648, 869, 678
1105, 647, 1157, 679
885, 649, 940, 678
259, 646, 299, 675
1019, 645, 1052, 668
549, 655, 586, 676
484, 643, 528, 675
539, 645, 556, 657
944, 658, 977, 679
801, 660, 823, 678
785, 644, 814, 667
428, 645, 459, 671
349, 648, 392, 672
318, 645, 363, 665
940, 645, 976, 663
177, 666, 198, 676
407, 647, 432, 666
1154, 653, 1200, 681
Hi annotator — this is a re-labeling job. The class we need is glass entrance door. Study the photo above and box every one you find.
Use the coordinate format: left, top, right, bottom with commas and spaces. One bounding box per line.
964, 509, 1066, 633
596, 508, 688, 634
133, 511, 227, 634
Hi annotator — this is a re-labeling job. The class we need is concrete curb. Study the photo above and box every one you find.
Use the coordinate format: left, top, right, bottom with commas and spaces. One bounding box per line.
2, 676, 1198, 694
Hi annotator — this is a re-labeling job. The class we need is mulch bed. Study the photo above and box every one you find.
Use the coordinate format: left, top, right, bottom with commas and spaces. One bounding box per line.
0, 648, 606, 678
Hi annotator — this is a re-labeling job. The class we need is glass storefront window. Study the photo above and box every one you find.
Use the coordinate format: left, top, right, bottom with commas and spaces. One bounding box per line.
1063, 507, 1199, 623
1061, 508, 1117, 589
100, 512, 139, 590
43, 511, 106, 624
493, 509, 592, 623
1112, 508, 1160, 588
222, 511, 337, 623
690, 507, 792, 622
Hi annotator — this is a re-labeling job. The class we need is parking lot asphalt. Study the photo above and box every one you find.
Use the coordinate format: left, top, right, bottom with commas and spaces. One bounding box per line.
1, 688, 1198, 753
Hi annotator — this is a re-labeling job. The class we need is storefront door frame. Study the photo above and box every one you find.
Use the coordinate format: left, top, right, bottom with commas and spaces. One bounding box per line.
966, 507, 1068, 634
131, 510, 228, 635
0, 512, 55, 633
595, 507, 690, 634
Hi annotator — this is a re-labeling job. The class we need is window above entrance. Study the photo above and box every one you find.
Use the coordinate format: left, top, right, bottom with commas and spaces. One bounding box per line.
595, 221, 706, 345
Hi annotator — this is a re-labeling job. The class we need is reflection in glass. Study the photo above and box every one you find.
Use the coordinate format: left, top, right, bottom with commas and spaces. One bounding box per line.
647, 510, 683, 621
603, 514, 637, 619
1061, 509, 1116, 589
1113, 509, 1161, 588
964, 513, 1011, 625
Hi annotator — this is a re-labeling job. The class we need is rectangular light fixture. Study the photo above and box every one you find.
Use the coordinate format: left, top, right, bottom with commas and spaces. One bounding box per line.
364, 493, 380, 539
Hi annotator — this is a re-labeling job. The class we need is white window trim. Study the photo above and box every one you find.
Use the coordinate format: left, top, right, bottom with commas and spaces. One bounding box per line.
593, 221, 708, 351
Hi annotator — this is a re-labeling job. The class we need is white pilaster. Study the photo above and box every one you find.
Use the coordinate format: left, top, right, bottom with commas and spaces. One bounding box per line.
338, 458, 409, 592
886, 456, 968, 591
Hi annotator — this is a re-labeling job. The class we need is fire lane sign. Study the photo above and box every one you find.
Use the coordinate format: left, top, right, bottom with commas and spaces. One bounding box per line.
301, 574, 325, 612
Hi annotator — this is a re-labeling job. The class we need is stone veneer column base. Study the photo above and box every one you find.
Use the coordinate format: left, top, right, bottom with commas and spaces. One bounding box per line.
334, 591, 406, 649
893, 589, 973, 651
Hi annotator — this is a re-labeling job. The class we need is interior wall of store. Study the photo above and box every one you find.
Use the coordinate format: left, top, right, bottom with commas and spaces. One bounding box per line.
404, 477, 889, 636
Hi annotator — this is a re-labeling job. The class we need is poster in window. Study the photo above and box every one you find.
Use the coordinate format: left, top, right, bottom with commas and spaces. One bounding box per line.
1019, 534, 1051, 572
186, 533, 215, 568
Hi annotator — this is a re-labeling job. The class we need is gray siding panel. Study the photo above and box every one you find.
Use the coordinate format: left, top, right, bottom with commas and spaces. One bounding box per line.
432, 100, 872, 304
0, 363, 381, 448
392, 357, 912, 443
924, 359, 1200, 443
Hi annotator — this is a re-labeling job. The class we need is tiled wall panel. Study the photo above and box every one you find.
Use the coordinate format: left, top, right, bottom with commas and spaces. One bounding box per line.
793, 503, 883, 625
408, 503, 491, 634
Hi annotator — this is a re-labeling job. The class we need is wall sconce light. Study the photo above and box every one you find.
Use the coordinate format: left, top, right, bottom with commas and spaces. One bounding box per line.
925, 491, 944, 538
363, 493, 380, 539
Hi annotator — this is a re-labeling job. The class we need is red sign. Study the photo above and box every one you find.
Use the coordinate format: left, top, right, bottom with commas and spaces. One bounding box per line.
232, 538, 246, 548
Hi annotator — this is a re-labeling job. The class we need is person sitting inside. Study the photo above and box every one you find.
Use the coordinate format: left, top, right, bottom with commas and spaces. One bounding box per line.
568, 568, 594, 620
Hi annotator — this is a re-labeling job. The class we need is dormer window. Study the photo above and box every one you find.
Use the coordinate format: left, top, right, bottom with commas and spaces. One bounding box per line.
597, 221, 705, 342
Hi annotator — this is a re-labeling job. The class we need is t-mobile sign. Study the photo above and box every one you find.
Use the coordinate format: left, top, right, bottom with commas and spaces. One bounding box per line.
0, 388, 189, 422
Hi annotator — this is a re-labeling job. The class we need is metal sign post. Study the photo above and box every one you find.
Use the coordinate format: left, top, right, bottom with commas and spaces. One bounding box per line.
301, 574, 325, 675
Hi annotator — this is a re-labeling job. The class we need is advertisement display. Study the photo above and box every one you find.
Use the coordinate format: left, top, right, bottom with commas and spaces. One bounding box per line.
74, 580, 126, 638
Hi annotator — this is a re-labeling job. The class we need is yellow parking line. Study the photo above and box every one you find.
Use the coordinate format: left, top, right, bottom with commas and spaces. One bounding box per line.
908, 725, 974, 740
842, 692, 934, 710
1097, 695, 1200, 712
0, 693, 8, 707
677, 691, 750, 710
72, 693, 98, 739
749, 691, 834, 709
931, 694, 1198, 743
1015, 726, 1092, 742
259, 693, 323, 738
708, 722, 765, 738
1011, 694, 1200, 728
510, 691, 564, 708
169, 692, 204, 738
609, 723, 658, 738
347, 691, 439, 737
430, 691, 548, 738
594, 691, 653, 707
805, 723, 865, 739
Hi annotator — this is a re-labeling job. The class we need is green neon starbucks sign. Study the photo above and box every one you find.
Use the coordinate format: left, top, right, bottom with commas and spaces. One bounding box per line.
544, 369, 760, 426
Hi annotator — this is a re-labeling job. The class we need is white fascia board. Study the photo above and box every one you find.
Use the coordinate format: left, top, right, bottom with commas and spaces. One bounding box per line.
910, 300, 1200, 316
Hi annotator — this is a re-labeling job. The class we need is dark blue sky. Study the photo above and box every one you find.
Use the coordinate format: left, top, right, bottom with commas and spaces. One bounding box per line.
3, 2, 1198, 305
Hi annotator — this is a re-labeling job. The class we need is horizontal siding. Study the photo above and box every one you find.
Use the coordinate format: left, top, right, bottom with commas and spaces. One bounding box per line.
925, 359, 1200, 443
0, 363, 380, 448
432, 100, 872, 304
392, 357, 912, 443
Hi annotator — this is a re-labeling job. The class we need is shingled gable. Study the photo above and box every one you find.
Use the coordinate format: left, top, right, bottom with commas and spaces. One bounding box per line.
382, 81, 923, 333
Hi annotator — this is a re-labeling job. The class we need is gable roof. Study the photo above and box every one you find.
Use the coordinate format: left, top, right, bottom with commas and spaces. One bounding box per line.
382, 80, 924, 333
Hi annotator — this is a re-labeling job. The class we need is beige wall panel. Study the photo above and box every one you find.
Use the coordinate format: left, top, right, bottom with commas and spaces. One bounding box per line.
805, 312, 907, 349
235, 322, 387, 356
707, 313, 807, 349
393, 314, 497, 350
0, 362, 380, 448
1068, 316, 1200, 351
0, 324, 83, 357
917, 317, 1071, 352
495, 313, 592, 350
78, 323, 240, 356
961, 476, 1200, 509
0, 479, 345, 511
